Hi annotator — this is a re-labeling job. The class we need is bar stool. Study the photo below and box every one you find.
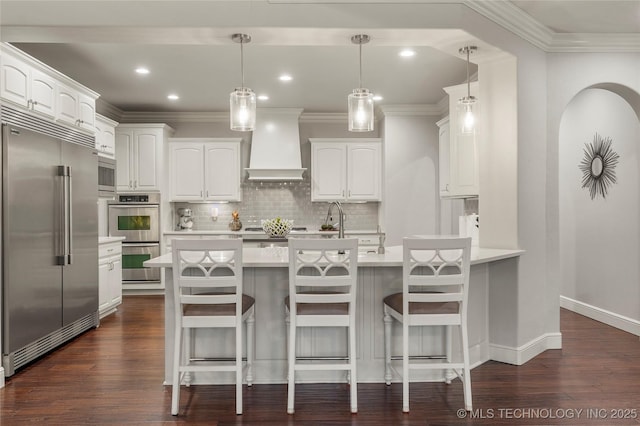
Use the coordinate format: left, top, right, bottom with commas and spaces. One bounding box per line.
170, 238, 255, 415
285, 238, 359, 414
383, 236, 472, 413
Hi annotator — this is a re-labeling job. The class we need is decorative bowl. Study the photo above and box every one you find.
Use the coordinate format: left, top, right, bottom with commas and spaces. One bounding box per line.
261, 217, 293, 238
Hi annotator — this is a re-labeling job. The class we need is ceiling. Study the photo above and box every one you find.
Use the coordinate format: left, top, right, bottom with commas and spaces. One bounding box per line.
1, 1, 638, 116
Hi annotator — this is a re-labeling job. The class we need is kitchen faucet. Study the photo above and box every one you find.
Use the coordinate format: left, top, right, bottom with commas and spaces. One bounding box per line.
324, 201, 345, 239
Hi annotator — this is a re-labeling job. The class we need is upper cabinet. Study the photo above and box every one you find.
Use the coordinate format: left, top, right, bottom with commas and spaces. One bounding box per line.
440, 82, 479, 199
95, 114, 118, 158
0, 43, 99, 132
310, 138, 382, 202
115, 124, 174, 192
169, 138, 242, 202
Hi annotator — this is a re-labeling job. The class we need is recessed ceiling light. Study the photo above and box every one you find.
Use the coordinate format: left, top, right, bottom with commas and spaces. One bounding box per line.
373, 95, 383, 101
135, 67, 150, 75
257, 95, 269, 101
399, 49, 416, 58
279, 74, 293, 82
167, 94, 179, 100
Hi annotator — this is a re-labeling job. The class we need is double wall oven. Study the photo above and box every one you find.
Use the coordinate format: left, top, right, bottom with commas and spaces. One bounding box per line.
108, 193, 161, 289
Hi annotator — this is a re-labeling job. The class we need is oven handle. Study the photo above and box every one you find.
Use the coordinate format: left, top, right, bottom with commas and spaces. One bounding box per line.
108, 205, 159, 209
122, 242, 160, 248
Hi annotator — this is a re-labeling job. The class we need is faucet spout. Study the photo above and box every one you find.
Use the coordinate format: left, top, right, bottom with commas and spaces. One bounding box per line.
325, 201, 345, 239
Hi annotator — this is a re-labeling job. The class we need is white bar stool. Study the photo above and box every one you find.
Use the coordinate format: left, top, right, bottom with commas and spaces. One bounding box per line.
383, 236, 472, 413
170, 238, 255, 415
285, 238, 359, 414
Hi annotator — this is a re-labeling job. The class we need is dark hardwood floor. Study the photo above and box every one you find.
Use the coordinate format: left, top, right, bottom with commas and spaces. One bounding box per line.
2, 296, 640, 425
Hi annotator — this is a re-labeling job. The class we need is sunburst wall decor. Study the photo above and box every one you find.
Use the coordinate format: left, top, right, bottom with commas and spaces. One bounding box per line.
578, 133, 620, 200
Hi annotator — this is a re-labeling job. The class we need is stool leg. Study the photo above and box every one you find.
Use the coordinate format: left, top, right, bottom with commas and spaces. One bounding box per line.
402, 321, 409, 413
246, 309, 255, 386
236, 319, 243, 415
287, 315, 296, 414
171, 325, 182, 415
383, 308, 392, 385
349, 313, 358, 413
445, 325, 453, 384
460, 322, 473, 411
184, 329, 192, 387
285, 308, 290, 381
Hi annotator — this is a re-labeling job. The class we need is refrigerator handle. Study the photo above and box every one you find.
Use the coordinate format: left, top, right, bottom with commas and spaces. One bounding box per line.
56, 166, 72, 265
67, 167, 73, 265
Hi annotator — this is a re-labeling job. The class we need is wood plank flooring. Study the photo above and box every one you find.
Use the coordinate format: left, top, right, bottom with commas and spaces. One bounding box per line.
2, 296, 640, 425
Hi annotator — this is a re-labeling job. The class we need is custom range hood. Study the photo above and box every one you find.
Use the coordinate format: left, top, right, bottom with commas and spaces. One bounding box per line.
245, 108, 306, 180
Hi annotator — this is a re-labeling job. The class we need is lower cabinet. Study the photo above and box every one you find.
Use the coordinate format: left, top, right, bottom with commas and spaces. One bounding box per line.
99, 240, 123, 318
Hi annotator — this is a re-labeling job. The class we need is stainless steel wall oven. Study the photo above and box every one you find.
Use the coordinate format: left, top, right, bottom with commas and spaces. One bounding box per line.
108, 193, 161, 287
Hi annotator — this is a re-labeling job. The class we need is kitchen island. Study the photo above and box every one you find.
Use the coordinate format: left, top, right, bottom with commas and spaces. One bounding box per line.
144, 245, 523, 385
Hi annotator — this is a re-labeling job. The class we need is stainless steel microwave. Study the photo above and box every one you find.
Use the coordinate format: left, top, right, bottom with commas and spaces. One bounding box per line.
98, 156, 117, 197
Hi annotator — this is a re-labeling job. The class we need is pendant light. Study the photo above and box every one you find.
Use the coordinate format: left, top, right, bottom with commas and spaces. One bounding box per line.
458, 45, 477, 135
230, 33, 256, 131
348, 34, 374, 132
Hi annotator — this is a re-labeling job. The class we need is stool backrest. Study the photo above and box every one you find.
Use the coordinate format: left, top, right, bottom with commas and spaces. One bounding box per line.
403, 237, 472, 317
288, 238, 359, 306
171, 238, 243, 316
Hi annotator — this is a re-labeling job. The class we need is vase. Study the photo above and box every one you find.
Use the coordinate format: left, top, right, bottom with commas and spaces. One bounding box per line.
229, 219, 242, 231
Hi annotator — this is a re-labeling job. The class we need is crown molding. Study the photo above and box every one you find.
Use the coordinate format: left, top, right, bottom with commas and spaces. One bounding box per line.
463, 0, 553, 51
463, 1, 640, 53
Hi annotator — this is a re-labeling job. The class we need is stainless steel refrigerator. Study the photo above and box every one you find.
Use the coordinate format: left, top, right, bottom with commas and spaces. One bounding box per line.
2, 110, 99, 376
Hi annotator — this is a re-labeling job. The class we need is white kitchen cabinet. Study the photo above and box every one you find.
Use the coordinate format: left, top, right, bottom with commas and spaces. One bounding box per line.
115, 124, 174, 192
441, 82, 479, 198
98, 240, 123, 319
0, 44, 99, 130
95, 114, 118, 158
0, 51, 56, 119
310, 138, 381, 202
169, 138, 242, 202
56, 83, 96, 131
437, 116, 451, 196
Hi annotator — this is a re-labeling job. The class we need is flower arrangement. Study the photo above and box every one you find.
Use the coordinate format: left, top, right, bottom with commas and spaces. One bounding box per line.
261, 217, 293, 238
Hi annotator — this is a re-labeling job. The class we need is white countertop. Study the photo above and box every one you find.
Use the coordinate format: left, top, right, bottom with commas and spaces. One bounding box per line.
99, 236, 126, 244
144, 245, 523, 268
163, 229, 381, 237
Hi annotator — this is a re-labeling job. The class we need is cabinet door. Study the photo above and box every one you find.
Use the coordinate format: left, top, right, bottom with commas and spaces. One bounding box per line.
98, 260, 111, 314
56, 84, 79, 126
101, 126, 116, 157
134, 129, 161, 191
347, 143, 381, 201
204, 143, 241, 201
115, 130, 134, 191
438, 120, 451, 196
77, 92, 96, 131
312, 143, 346, 201
450, 131, 478, 196
0, 54, 29, 108
170, 143, 204, 200
109, 257, 122, 306
29, 68, 56, 119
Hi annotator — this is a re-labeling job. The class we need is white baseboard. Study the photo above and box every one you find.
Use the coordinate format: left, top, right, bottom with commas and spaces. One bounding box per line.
0, 367, 4, 388
560, 296, 640, 336
489, 332, 562, 365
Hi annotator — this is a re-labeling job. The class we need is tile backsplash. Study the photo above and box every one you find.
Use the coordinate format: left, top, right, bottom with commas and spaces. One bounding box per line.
172, 177, 379, 231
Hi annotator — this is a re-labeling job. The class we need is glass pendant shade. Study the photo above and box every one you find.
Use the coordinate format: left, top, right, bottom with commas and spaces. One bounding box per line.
348, 88, 374, 132
230, 87, 256, 131
458, 96, 476, 135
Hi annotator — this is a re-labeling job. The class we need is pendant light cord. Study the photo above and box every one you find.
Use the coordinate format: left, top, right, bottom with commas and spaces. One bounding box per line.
466, 47, 470, 98
240, 39, 245, 90
359, 41, 363, 89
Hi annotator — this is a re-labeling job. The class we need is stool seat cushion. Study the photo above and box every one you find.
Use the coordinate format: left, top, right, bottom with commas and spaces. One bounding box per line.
383, 292, 459, 315
184, 294, 255, 316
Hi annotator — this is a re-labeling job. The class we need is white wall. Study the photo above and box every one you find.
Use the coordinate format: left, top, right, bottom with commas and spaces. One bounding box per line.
559, 88, 640, 328
548, 53, 640, 333
380, 112, 440, 246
